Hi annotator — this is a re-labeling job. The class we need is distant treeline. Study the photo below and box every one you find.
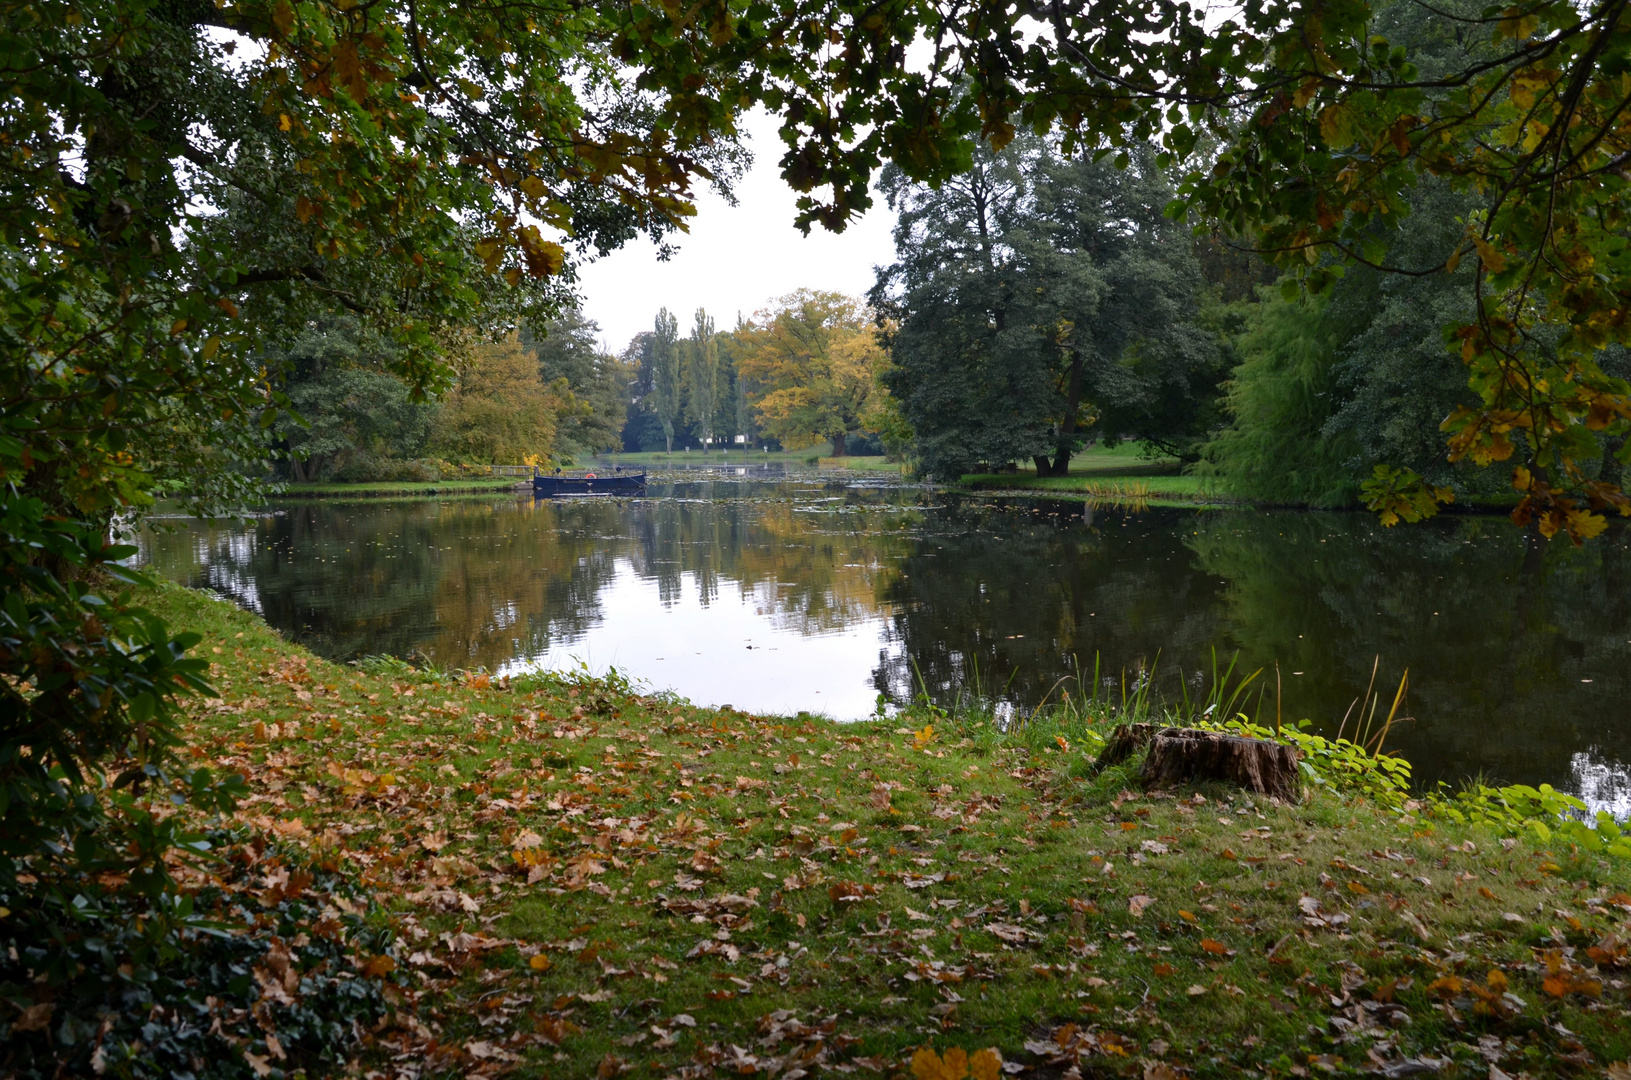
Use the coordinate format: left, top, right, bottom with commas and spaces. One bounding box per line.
621, 291, 894, 457
270, 290, 898, 483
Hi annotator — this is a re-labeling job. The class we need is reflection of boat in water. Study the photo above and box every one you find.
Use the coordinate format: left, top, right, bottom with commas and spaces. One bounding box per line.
532, 468, 646, 497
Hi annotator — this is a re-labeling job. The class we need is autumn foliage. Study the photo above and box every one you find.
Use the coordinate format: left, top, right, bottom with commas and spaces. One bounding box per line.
735, 291, 890, 457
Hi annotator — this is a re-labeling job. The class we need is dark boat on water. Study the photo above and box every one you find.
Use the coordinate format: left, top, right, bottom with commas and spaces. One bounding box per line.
532, 467, 647, 497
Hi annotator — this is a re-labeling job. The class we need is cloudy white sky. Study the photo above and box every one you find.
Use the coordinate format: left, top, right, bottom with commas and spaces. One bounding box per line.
572, 109, 899, 353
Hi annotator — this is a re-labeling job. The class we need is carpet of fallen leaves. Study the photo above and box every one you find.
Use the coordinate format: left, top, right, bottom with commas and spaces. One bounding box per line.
154, 584, 1631, 1080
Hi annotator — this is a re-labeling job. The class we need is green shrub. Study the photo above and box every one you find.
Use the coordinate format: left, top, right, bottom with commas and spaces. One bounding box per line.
1433, 782, 1631, 857
1, 833, 395, 1079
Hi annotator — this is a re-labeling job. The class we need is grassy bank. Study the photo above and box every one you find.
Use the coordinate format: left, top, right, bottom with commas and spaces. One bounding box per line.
957, 473, 1219, 503
146, 582, 1630, 1079
955, 446, 1226, 504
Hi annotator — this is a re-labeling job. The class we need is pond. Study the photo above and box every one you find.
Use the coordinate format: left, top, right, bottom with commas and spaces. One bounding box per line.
139, 472, 1631, 813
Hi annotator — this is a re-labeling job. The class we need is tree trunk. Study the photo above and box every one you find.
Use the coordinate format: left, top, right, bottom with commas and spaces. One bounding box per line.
1052, 348, 1084, 476
1092, 724, 1302, 799
1092, 723, 1163, 770
1032, 455, 1055, 478
1139, 727, 1302, 800
830, 431, 847, 458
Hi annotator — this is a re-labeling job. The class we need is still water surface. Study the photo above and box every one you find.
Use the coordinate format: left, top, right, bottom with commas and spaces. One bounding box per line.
140, 472, 1631, 812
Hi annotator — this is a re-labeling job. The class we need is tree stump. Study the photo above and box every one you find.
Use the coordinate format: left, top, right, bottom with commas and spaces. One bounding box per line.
1092, 723, 1164, 771
1138, 727, 1302, 801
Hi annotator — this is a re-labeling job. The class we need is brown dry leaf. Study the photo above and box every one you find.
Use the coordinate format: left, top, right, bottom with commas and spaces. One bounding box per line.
1200, 938, 1228, 955
1603, 1062, 1631, 1080
12, 1002, 54, 1032
1128, 894, 1154, 918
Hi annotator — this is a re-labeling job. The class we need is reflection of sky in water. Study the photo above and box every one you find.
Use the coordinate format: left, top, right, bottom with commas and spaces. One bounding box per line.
505, 558, 891, 720
1571, 753, 1631, 818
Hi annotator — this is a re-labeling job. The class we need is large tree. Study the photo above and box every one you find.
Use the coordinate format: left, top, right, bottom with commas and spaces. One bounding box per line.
737, 291, 885, 457
875, 139, 1224, 478
688, 309, 721, 449
526, 307, 632, 459
651, 308, 684, 454
269, 319, 434, 481
430, 337, 563, 464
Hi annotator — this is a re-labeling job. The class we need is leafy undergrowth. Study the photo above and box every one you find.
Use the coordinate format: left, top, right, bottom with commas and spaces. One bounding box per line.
141, 583, 1631, 1080
2, 830, 396, 1079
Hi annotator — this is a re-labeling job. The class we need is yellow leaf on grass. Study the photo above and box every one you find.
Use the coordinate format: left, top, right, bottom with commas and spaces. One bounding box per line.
911, 1047, 1001, 1080
912, 1047, 968, 1080
970, 1048, 1002, 1080
1200, 938, 1229, 955
530, 954, 553, 971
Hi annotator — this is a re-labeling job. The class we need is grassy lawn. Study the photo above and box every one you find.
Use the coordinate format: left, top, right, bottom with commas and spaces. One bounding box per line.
956, 446, 1227, 503
817, 456, 910, 473
149, 582, 1631, 1079
958, 472, 1219, 501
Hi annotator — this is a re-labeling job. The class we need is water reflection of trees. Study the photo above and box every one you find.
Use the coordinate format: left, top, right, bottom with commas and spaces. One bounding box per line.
141, 491, 1631, 799
872, 501, 1631, 796
1187, 512, 1631, 791
143, 500, 625, 665
140, 481, 921, 670
872, 501, 1228, 707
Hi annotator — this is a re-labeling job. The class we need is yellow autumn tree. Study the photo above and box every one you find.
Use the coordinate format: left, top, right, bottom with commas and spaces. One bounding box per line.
736, 290, 887, 457
430, 335, 566, 463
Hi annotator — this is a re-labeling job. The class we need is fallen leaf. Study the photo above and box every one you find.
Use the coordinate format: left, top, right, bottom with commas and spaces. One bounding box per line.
1129, 895, 1154, 918
12, 1002, 54, 1032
